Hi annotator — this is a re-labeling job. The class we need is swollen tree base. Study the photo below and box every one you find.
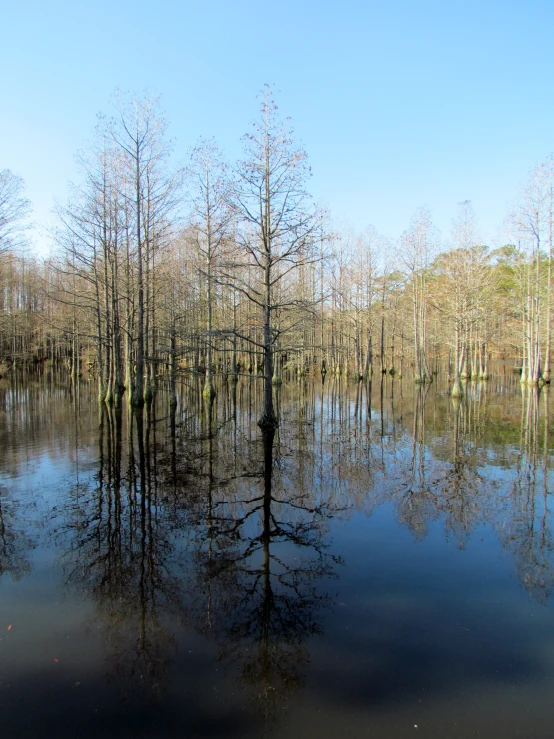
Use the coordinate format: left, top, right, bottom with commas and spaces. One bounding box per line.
451, 379, 463, 398
258, 410, 279, 430
414, 374, 433, 385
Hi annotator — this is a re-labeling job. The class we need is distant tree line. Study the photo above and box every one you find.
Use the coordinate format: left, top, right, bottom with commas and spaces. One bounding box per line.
1, 89, 553, 423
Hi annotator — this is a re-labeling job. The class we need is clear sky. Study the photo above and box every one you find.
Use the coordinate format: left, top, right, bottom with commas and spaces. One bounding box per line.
2, 0, 554, 255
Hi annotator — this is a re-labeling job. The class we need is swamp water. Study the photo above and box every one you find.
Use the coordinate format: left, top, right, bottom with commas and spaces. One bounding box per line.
0, 372, 553, 738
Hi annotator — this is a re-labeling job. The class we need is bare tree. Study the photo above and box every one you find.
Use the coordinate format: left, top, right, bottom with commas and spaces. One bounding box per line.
507, 161, 554, 386
401, 206, 439, 384
109, 92, 180, 406
431, 202, 490, 396
0, 170, 31, 254
186, 138, 231, 400
231, 86, 317, 428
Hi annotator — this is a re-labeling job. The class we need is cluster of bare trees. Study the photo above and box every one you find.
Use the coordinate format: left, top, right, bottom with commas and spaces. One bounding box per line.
505, 156, 554, 385
45, 87, 322, 428
52, 94, 180, 406
1, 90, 554, 414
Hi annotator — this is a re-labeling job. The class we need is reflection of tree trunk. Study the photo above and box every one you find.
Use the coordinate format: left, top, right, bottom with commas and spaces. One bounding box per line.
205, 397, 216, 630
134, 407, 150, 665
504, 384, 554, 600
262, 428, 276, 502
97, 407, 105, 507
354, 380, 361, 422
413, 386, 429, 487
390, 376, 396, 438
134, 408, 146, 556
262, 427, 276, 715
113, 406, 123, 544
452, 398, 462, 477
380, 374, 384, 438
169, 403, 177, 492
541, 387, 549, 564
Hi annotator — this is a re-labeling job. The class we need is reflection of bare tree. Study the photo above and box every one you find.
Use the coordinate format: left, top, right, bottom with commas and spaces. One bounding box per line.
379, 378, 554, 599
38, 371, 554, 724
0, 377, 103, 478
57, 404, 188, 698
437, 398, 485, 548
0, 490, 34, 580
190, 422, 340, 725
498, 386, 554, 602
395, 385, 438, 539
394, 386, 486, 547
319, 377, 380, 514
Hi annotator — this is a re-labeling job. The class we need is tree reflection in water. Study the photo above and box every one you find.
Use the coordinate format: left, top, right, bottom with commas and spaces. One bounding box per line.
0, 491, 34, 581
49, 373, 553, 721
58, 403, 189, 699
55, 381, 342, 717
385, 378, 553, 597
497, 385, 554, 602
189, 390, 342, 724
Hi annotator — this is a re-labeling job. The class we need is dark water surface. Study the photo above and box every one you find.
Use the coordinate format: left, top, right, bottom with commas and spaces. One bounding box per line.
0, 372, 553, 738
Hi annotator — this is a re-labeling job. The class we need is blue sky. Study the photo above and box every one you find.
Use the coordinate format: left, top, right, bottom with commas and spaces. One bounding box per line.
2, 0, 554, 255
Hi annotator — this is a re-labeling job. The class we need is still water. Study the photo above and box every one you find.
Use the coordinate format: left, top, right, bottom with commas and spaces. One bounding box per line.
0, 372, 553, 738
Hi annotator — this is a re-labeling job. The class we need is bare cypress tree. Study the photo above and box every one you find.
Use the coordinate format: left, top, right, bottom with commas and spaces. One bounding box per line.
0, 170, 31, 255
231, 86, 317, 429
53, 135, 115, 402
109, 93, 178, 407
186, 138, 231, 401
508, 163, 551, 386
401, 207, 438, 384
429, 202, 489, 397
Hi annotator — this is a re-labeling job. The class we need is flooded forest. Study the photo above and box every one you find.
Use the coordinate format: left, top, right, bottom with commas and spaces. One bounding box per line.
1, 91, 554, 738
